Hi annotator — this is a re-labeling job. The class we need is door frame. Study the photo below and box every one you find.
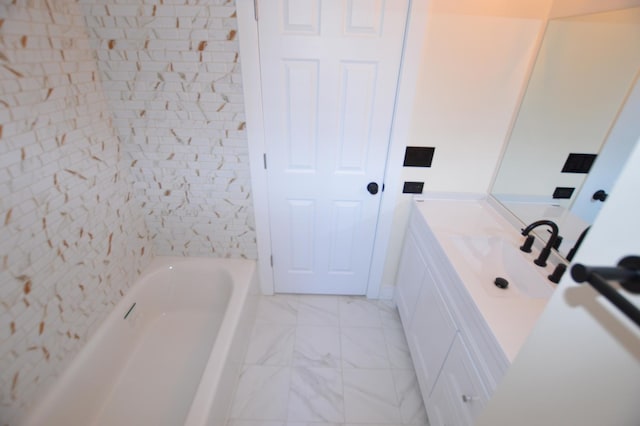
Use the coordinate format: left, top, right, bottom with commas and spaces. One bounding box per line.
570, 71, 640, 224
237, 0, 430, 297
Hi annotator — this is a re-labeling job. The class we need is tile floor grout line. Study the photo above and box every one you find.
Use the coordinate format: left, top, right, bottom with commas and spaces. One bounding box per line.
337, 296, 346, 424
281, 294, 296, 423
379, 302, 404, 424
229, 295, 427, 426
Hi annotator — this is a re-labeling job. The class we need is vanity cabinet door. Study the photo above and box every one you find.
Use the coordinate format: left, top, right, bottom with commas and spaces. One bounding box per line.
407, 266, 458, 397
395, 230, 427, 327
427, 334, 489, 426
425, 374, 457, 426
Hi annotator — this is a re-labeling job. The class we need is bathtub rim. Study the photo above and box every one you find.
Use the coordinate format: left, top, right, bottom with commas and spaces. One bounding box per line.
22, 256, 258, 426
183, 256, 259, 426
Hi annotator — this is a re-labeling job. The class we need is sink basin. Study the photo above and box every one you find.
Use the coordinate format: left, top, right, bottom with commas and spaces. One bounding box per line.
450, 236, 554, 299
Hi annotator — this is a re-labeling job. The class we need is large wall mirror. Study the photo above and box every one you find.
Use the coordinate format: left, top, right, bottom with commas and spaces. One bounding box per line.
491, 6, 640, 258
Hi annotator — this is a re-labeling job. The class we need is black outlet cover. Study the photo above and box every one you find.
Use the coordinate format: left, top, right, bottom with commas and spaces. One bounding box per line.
553, 187, 575, 199
403, 181, 424, 194
403, 147, 435, 167
561, 153, 597, 173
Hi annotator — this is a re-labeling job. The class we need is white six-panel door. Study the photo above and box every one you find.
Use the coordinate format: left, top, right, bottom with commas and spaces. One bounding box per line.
258, 0, 409, 294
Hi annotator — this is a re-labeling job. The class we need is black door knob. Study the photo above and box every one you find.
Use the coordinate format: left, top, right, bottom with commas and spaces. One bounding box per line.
367, 182, 379, 195
592, 190, 608, 202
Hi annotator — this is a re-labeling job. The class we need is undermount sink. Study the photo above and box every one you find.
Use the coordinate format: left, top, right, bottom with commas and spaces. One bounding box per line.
450, 236, 555, 299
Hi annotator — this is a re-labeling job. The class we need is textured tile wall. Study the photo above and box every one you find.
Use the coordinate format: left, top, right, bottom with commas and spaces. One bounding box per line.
81, 0, 257, 258
0, 1, 152, 424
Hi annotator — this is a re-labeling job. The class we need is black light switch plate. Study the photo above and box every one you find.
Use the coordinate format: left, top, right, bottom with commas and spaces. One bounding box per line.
403, 181, 424, 194
553, 187, 575, 199
561, 153, 597, 173
403, 147, 435, 167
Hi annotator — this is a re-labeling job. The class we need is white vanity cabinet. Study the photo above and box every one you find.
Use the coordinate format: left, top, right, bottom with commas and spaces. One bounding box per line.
396, 201, 509, 426
404, 249, 458, 396
427, 335, 489, 425
395, 230, 427, 325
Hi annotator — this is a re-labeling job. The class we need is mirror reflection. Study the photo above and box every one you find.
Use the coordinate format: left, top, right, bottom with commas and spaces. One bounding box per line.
491, 6, 640, 258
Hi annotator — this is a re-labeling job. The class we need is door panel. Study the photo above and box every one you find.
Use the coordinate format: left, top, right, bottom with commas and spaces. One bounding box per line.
395, 231, 427, 326
283, 0, 320, 34
432, 335, 489, 426
259, 0, 409, 294
409, 268, 458, 396
346, 0, 384, 35
328, 201, 361, 272
284, 60, 319, 171
288, 200, 315, 272
337, 62, 377, 172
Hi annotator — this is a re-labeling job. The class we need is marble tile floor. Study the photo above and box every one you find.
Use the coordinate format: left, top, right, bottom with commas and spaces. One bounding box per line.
227, 295, 430, 426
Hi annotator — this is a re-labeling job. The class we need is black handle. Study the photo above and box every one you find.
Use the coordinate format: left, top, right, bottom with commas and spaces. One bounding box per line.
520, 235, 534, 253
570, 256, 640, 328
548, 263, 567, 284
571, 256, 640, 293
367, 182, 379, 195
592, 190, 608, 202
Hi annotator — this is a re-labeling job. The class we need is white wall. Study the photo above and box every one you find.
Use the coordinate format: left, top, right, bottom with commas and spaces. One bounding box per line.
82, 0, 257, 259
477, 137, 640, 426
404, 13, 543, 193
381, 2, 549, 291
550, 0, 640, 18
0, 2, 152, 424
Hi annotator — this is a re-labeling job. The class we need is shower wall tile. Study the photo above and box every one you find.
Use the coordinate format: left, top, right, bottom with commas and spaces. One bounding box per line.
81, 0, 258, 259
0, 2, 152, 424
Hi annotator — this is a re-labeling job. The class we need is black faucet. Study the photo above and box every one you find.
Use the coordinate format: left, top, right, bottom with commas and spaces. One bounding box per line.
521, 220, 560, 267
566, 226, 590, 262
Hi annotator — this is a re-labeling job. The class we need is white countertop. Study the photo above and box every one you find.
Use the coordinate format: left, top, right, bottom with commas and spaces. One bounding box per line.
413, 196, 555, 362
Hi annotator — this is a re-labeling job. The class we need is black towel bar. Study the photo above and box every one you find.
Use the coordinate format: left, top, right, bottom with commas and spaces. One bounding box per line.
570, 256, 640, 328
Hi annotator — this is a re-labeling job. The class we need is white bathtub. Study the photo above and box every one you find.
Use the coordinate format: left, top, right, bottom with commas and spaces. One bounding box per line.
24, 257, 259, 426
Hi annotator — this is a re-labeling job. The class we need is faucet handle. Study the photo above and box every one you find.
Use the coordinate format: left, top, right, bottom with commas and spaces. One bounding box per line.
520, 235, 534, 253
548, 263, 567, 283
552, 235, 563, 250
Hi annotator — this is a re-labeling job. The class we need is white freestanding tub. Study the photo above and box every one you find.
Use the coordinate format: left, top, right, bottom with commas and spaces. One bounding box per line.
24, 257, 259, 426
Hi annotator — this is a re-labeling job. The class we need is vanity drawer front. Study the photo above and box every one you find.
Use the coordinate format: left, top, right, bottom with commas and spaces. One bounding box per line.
407, 265, 458, 396
427, 334, 489, 426
395, 229, 427, 327
425, 373, 457, 426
